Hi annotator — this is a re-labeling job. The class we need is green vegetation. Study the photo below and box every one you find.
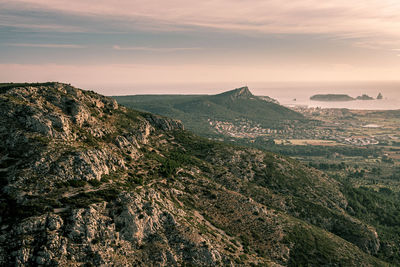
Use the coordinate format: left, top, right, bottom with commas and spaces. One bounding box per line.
60, 188, 120, 208
143, 146, 197, 179
285, 224, 385, 266
170, 130, 383, 260
113, 87, 305, 137
3, 83, 400, 265
87, 179, 102, 187
0, 192, 62, 223
342, 184, 400, 264
66, 179, 87, 187
227, 137, 381, 157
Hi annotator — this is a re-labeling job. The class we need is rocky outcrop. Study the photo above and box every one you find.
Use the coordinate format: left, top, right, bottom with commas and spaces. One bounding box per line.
144, 114, 184, 131
0, 83, 238, 266
0, 83, 119, 143
56, 149, 127, 181
114, 191, 223, 266
0, 83, 388, 266
216, 86, 254, 100
0, 83, 183, 186
259, 95, 280, 105
0, 191, 228, 266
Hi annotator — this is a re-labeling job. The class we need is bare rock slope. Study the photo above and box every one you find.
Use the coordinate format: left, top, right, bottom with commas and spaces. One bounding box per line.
0, 83, 387, 266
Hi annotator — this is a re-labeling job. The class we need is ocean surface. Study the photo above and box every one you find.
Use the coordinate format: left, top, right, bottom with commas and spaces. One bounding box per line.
250, 81, 400, 110
93, 81, 400, 110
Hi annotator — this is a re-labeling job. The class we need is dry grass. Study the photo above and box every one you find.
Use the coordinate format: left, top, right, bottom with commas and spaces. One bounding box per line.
274, 139, 338, 146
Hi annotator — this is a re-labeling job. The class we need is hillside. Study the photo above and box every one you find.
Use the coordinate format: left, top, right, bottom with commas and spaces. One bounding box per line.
113, 87, 305, 137
0, 83, 391, 266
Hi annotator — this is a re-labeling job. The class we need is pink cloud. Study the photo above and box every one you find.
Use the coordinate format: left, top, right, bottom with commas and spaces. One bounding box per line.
6, 43, 85, 48
112, 45, 202, 52
4, 0, 400, 50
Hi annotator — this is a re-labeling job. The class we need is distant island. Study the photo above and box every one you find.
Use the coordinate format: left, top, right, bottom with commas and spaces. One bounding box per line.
356, 94, 374, 100
310, 94, 354, 102
310, 93, 376, 102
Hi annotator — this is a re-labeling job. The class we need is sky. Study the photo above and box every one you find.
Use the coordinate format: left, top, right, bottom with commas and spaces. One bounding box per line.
1, 0, 400, 94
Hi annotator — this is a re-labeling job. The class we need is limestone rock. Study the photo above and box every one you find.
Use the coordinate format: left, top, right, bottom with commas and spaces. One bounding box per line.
145, 114, 184, 131
0, 83, 388, 266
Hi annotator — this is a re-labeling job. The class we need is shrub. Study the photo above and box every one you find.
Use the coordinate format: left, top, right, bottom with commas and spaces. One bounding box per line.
67, 180, 86, 187
88, 179, 102, 187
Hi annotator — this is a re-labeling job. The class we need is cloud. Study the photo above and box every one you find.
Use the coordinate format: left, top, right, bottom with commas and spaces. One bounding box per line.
0, 8, 88, 32
112, 45, 202, 52
2, 0, 400, 50
3, 1, 399, 32
5, 43, 85, 48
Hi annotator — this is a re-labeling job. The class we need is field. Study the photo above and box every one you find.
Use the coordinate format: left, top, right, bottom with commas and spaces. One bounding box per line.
224, 107, 400, 194
274, 139, 338, 146
284, 108, 400, 191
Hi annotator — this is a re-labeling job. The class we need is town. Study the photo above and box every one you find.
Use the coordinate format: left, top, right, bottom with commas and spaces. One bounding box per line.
208, 107, 400, 147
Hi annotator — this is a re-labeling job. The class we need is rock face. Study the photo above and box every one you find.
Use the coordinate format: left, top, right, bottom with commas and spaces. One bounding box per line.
259, 95, 280, 105
0, 83, 243, 266
144, 114, 184, 131
216, 86, 254, 100
0, 83, 388, 266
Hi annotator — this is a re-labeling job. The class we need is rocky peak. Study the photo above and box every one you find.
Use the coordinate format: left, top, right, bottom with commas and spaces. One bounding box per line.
235, 86, 253, 97
216, 86, 254, 100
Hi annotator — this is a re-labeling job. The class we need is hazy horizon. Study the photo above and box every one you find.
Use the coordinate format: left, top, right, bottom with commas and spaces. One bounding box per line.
97, 80, 400, 110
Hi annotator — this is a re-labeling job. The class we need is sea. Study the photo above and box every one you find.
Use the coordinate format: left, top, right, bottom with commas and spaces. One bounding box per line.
92, 81, 400, 110
250, 81, 400, 110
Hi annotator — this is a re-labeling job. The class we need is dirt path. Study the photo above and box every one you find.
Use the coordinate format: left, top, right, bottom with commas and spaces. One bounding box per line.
61, 183, 109, 198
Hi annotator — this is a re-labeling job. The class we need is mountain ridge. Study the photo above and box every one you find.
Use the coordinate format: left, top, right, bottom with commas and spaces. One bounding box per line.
113, 86, 305, 137
215, 86, 254, 99
0, 82, 389, 266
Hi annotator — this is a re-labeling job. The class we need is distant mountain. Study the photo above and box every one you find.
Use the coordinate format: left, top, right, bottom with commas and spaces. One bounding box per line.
310, 94, 355, 102
114, 87, 305, 137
